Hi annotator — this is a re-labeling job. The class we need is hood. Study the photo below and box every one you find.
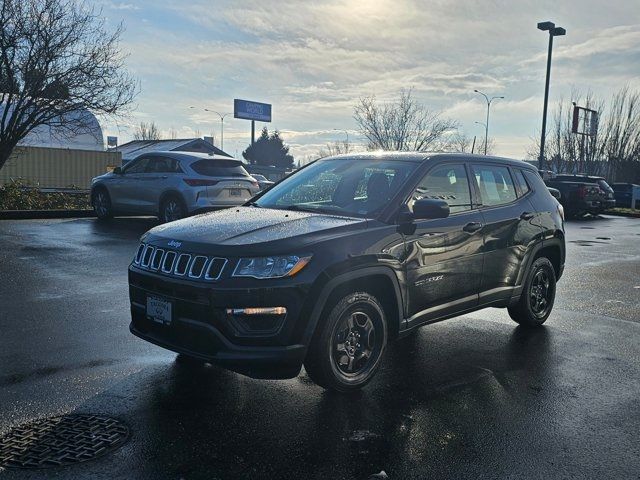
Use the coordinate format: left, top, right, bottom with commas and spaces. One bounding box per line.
145, 206, 367, 252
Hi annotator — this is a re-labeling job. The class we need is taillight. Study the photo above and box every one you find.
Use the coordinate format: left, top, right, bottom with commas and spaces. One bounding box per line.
182, 179, 219, 187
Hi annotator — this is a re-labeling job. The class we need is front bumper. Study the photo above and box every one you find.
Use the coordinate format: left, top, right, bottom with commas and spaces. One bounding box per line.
129, 267, 311, 379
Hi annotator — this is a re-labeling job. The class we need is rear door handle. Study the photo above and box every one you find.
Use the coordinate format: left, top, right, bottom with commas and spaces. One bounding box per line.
463, 222, 483, 233
520, 212, 535, 220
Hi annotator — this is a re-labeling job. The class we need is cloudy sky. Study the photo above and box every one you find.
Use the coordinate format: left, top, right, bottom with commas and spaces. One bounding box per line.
100, 0, 640, 162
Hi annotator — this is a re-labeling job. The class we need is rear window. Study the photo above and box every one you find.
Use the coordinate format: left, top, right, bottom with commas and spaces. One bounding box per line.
190, 159, 250, 177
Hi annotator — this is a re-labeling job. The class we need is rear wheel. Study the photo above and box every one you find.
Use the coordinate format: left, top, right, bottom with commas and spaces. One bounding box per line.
304, 292, 387, 392
508, 257, 556, 327
92, 187, 113, 220
160, 195, 187, 223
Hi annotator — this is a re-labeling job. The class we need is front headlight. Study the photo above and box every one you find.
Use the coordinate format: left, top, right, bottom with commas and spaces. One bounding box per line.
232, 255, 311, 279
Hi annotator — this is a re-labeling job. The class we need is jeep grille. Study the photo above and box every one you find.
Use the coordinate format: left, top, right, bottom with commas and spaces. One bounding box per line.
133, 243, 227, 281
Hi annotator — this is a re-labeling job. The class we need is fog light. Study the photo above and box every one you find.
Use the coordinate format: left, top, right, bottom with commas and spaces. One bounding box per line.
226, 307, 287, 316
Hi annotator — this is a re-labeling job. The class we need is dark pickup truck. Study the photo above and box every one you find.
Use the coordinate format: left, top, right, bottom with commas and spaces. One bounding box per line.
544, 174, 615, 218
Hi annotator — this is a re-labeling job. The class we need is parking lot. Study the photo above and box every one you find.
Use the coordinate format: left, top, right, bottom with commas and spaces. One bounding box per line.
0, 215, 639, 479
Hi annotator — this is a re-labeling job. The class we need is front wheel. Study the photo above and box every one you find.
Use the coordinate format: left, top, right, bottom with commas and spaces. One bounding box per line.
160, 195, 187, 223
92, 188, 113, 220
304, 292, 387, 392
508, 257, 556, 327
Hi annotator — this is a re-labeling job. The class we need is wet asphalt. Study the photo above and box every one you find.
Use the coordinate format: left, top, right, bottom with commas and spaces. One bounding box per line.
0, 214, 639, 479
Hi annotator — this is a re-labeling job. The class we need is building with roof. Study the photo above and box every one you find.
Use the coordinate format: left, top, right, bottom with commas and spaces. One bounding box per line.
0, 103, 104, 151
114, 138, 231, 164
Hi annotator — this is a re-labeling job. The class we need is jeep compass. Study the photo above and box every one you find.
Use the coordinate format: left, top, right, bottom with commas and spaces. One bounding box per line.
129, 152, 565, 391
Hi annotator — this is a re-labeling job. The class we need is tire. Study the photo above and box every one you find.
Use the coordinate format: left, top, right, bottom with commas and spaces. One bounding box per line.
304, 291, 387, 392
160, 195, 187, 223
92, 187, 113, 220
508, 257, 556, 327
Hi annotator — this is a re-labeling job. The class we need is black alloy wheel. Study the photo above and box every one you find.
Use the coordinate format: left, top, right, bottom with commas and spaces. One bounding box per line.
508, 257, 556, 327
305, 292, 387, 391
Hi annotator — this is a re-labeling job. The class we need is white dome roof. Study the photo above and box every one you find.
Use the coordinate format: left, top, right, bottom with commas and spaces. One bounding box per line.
0, 104, 104, 151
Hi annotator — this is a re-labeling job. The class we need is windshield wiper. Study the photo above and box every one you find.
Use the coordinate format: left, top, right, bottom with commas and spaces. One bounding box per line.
285, 204, 323, 213
246, 201, 261, 208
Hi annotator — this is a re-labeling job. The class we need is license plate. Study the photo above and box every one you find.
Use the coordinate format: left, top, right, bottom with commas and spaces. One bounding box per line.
146, 296, 172, 325
229, 188, 242, 196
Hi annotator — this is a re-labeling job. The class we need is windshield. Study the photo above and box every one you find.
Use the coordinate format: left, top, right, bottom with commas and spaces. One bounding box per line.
190, 159, 250, 177
253, 158, 419, 217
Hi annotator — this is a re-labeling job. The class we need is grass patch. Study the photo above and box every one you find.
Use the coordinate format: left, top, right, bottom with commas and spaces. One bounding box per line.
607, 207, 640, 218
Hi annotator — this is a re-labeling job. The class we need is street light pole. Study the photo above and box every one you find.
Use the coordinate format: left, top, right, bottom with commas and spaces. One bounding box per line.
333, 129, 349, 144
189, 107, 232, 150
537, 21, 566, 170
473, 90, 504, 155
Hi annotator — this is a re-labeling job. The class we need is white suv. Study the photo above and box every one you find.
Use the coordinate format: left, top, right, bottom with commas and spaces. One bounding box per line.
91, 151, 260, 222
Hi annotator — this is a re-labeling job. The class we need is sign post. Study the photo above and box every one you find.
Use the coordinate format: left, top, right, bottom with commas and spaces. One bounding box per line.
234, 99, 272, 146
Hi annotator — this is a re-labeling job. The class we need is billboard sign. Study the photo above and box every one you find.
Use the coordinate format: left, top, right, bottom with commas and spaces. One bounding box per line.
234, 99, 272, 122
572, 105, 598, 136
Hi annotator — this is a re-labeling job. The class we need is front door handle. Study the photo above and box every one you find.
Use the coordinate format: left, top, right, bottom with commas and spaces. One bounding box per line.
520, 211, 535, 220
463, 222, 483, 233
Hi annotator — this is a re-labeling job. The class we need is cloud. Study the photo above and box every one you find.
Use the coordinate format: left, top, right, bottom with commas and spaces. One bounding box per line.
102, 0, 640, 160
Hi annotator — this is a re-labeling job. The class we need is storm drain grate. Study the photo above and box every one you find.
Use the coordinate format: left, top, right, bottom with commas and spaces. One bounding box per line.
0, 414, 129, 470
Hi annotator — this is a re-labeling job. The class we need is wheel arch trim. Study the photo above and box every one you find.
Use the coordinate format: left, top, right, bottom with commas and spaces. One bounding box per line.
301, 265, 404, 347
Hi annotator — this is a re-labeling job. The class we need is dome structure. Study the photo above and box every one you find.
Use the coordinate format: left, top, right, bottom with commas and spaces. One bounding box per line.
0, 104, 104, 151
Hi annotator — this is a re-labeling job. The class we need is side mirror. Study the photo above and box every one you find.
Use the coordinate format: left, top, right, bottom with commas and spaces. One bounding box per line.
113, 166, 122, 174
412, 198, 450, 220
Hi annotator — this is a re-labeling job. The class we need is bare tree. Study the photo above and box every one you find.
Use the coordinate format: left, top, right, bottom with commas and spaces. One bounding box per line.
317, 139, 355, 158
0, 0, 137, 170
353, 89, 459, 152
438, 132, 495, 155
168, 126, 178, 140
193, 128, 201, 138
528, 87, 640, 179
133, 121, 161, 141
599, 87, 640, 179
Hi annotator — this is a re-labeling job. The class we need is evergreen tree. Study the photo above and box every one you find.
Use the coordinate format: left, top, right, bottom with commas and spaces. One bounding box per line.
242, 127, 294, 168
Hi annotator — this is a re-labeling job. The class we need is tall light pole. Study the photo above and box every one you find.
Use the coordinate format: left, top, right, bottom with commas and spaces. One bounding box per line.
189, 107, 232, 150
537, 21, 566, 170
474, 90, 504, 155
333, 128, 349, 144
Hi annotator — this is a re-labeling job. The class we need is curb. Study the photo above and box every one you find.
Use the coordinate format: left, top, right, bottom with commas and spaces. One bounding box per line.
0, 210, 95, 220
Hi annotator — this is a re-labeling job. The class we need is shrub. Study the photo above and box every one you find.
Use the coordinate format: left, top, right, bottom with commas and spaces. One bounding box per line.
0, 180, 91, 210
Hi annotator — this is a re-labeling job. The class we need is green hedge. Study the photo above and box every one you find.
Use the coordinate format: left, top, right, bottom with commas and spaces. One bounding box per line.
0, 181, 91, 210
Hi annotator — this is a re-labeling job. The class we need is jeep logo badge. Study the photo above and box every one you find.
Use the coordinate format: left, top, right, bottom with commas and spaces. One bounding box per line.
168, 240, 182, 248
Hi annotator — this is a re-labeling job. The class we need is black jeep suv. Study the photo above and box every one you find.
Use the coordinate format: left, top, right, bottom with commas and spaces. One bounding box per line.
129, 153, 565, 391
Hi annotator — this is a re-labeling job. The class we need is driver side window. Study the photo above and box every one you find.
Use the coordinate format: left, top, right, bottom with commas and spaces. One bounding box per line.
123, 157, 149, 174
410, 164, 472, 214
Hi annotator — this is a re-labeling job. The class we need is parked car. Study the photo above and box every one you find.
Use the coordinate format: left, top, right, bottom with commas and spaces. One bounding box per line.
250, 173, 275, 190
91, 152, 260, 222
129, 152, 565, 391
612, 183, 640, 209
544, 174, 614, 218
